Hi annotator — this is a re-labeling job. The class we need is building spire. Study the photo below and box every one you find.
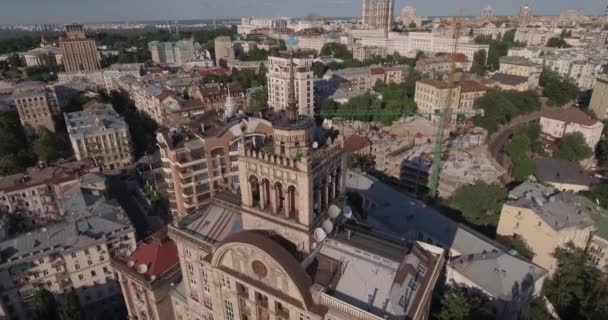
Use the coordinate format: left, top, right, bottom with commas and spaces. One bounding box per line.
286, 52, 298, 123
224, 83, 236, 119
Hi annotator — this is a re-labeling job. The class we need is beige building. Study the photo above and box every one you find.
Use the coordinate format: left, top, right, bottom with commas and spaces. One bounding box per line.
0, 185, 136, 320
590, 75, 608, 120
362, 0, 395, 36
325, 64, 410, 91
111, 230, 181, 320
214, 36, 235, 64
157, 114, 273, 217
496, 182, 595, 273
267, 54, 314, 116
12, 83, 59, 132
65, 102, 133, 170
518, 4, 533, 26
539, 107, 604, 150
499, 56, 542, 88
414, 79, 487, 118
352, 44, 388, 61
401, 6, 421, 27
59, 24, 101, 73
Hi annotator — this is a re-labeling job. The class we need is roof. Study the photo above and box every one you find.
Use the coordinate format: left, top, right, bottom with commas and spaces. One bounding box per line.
122, 230, 179, 280
198, 67, 230, 77
417, 79, 449, 89
450, 53, 470, 63
449, 250, 546, 301
541, 107, 600, 127
535, 159, 595, 186
490, 73, 528, 86
0, 161, 90, 193
507, 182, 594, 231
179, 203, 243, 245
500, 56, 541, 67
343, 134, 371, 153
458, 80, 487, 93
65, 103, 129, 136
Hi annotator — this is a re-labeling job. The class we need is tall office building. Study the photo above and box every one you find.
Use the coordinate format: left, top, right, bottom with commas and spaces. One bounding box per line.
518, 4, 533, 26
148, 39, 195, 66
12, 83, 59, 132
481, 5, 494, 20
59, 24, 101, 72
214, 36, 235, 65
267, 53, 314, 117
362, 0, 395, 36
401, 6, 417, 26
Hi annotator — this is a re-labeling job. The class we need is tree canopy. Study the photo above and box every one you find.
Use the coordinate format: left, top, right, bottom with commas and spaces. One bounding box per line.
474, 29, 524, 70
238, 47, 269, 61
245, 86, 268, 113
472, 89, 541, 134
448, 182, 507, 230
540, 68, 579, 106
435, 285, 495, 320
554, 133, 592, 161
60, 289, 85, 320
470, 49, 488, 76
32, 289, 59, 320
547, 37, 570, 48
320, 43, 353, 60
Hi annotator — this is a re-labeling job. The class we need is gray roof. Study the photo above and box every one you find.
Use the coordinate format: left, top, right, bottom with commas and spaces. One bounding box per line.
449, 250, 546, 301
65, 103, 128, 136
507, 181, 595, 231
535, 159, 595, 186
490, 73, 528, 86
345, 171, 547, 299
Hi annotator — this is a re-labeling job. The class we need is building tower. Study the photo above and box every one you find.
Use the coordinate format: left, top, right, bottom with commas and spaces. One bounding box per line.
362, 0, 395, 37
238, 53, 345, 253
482, 5, 494, 20
59, 24, 101, 73
224, 84, 237, 119
518, 4, 533, 26
401, 6, 417, 26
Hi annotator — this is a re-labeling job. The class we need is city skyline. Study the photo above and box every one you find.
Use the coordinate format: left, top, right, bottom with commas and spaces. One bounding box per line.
0, 0, 603, 25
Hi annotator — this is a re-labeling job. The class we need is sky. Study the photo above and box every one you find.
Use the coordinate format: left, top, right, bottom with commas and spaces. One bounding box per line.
0, 0, 603, 25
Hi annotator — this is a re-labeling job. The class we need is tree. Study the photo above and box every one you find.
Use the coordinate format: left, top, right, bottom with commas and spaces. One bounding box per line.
0, 111, 35, 174
246, 86, 268, 113
238, 47, 269, 61
540, 68, 579, 106
8, 53, 23, 68
320, 43, 352, 60
555, 133, 592, 161
496, 235, 535, 260
448, 182, 507, 230
408, 22, 418, 29
32, 128, 60, 162
470, 50, 487, 76
32, 289, 59, 320
60, 289, 84, 320
511, 157, 536, 181
473, 89, 541, 134
312, 62, 326, 78
543, 243, 608, 320
547, 37, 570, 48
436, 286, 495, 320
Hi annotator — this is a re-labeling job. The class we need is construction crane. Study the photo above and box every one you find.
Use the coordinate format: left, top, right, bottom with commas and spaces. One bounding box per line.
318, 12, 471, 198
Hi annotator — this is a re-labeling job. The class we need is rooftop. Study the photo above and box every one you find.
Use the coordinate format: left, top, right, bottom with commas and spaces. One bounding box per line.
541, 107, 600, 127
65, 102, 129, 136
500, 56, 541, 67
120, 229, 179, 281
343, 134, 371, 154
0, 161, 91, 193
535, 159, 595, 186
490, 73, 529, 86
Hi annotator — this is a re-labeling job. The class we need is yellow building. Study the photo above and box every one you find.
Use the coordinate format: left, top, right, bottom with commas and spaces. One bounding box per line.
496, 182, 595, 273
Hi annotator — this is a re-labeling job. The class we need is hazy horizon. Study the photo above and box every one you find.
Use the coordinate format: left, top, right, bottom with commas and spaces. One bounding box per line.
0, 0, 603, 25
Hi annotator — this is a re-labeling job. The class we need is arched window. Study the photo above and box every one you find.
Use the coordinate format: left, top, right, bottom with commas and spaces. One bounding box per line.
287, 186, 296, 219
274, 182, 284, 213
250, 176, 260, 207
262, 179, 271, 210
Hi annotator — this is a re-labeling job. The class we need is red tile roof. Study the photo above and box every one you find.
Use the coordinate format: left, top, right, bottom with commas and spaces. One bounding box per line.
450, 53, 470, 63
343, 134, 371, 153
542, 107, 599, 127
156, 89, 176, 101
370, 68, 386, 75
123, 230, 179, 279
417, 79, 449, 89
458, 80, 487, 93
199, 67, 230, 77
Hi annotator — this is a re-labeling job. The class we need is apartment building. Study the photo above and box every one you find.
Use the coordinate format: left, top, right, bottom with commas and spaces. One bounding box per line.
148, 39, 198, 66
214, 36, 235, 64
414, 79, 487, 117
352, 44, 387, 61
539, 107, 604, 149
187, 82, 245, 111
496, 182, 597, 273
65, 102, 133, 170
12, 82, 59, 132
589, 75, 608, 120
0, 185, 136, 320
0, 160, 94, 231
111, 230, 181, 320
325, 64, 410, 91
157, 113, 273, 217
59, 24, 101, 73
362, 0, 395, 36
518, 4, 533, 26
401, 6, 421, 27
499, 56, 542, 88
267, 54, 314, 116
23, 46, 63, 67
514, 27, 557, 47
415, 53, 472, 74
237, 17, 288, 36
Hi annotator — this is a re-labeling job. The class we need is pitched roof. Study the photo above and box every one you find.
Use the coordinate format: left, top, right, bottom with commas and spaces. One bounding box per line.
541, 107, 599, 127
490, 73, 528, 86
450, 53, 470, 63
123, 229, 179, 279
343, 134, 371, 153
535, 159, 595, 186
458, 80, 487, 93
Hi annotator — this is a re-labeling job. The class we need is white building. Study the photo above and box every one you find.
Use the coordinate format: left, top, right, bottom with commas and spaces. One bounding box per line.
65, 103, 133, 170
514, 27, 558, 47
267, 54, 314, 116
481, 6, 494, 20
149, 39, 199, 66
238, 17, 288, 35
540, 107, 604, 149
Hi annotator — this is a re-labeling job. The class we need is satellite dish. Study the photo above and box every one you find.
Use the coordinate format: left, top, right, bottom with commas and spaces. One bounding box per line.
150, 275, 156, 281
137, 264, 148, 274
343, 206, 353, 219
322, 219, 334, 234
328, 205, 341, 218
312, 141, 319, 149
297, 242, 304, 252
311, 242, 317, 250
314, 228, 327, 242
314, 202, 320, 210
127, 260, 135, 267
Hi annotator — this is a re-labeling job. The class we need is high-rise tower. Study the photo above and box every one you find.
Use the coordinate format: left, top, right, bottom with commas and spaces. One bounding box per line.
362, 0, 395, 37
518, 4, 533, 26
59, 24, 101, 72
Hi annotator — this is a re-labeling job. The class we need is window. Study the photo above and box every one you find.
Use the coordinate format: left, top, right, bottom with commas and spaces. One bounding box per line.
96, 245, 102, 251
38, 259, 44, 264
224, 300, 234, 320
84, 249, 89, 255
220, 274, 230, 289
75, 264, 80, 270
298, 313, 310, 320
78, 274, 84, 281
100, 256, 105, 262
203, 294, 213, 309
88, 260, 93, 266
91, 271, 96, 277
43, 270, 48, 276
71, 253, 77, 258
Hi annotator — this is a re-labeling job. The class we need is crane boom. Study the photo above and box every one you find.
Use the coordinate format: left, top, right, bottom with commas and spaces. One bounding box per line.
428, 15, 462, 198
